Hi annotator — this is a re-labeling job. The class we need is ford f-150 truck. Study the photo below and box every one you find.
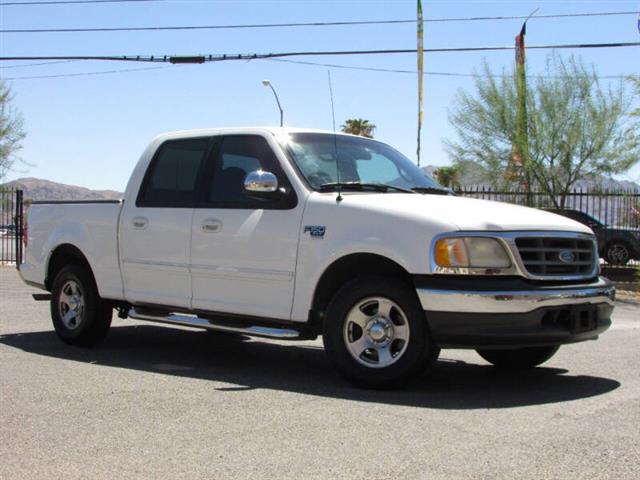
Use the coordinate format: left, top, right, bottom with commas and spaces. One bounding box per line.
18, 127, 616, 388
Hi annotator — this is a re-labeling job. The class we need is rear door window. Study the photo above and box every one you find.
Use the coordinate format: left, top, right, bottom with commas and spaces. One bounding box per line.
137, 138, 210, 207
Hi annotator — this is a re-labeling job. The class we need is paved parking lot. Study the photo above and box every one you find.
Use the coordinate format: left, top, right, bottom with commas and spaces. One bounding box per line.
1, 267, 639, 479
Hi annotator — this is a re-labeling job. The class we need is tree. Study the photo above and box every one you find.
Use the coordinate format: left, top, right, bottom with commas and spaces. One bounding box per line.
433, 166, 461, 189
630, 76, 640, 117
445, 55, 640, 208
0, 81, 26, 181
341, 118, 376, 138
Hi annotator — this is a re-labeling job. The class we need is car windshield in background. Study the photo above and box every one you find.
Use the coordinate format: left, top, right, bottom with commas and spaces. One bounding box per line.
282, 133, 446, 193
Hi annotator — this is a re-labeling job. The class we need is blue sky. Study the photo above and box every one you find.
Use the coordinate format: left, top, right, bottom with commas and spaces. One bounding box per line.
1, 0, 639, 191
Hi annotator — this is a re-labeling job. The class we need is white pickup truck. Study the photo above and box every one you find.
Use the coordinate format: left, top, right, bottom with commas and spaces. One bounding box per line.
19, 127, 615, 388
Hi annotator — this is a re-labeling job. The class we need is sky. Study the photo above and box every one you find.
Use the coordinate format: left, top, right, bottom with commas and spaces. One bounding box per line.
1, 0, 639, 191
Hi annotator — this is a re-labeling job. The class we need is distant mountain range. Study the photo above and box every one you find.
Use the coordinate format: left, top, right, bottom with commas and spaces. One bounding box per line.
3, 178, 123, 201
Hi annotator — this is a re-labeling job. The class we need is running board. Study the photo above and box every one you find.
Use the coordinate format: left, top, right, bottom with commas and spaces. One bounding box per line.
127, 308, 307, 340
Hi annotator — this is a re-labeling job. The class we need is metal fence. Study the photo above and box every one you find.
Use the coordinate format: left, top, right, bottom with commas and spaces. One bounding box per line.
0, 187, 23, 265
455, 186, 640, 281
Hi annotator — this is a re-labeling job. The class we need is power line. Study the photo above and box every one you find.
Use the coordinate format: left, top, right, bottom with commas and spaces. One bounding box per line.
0, 60, 76, 68
1, 11, 638, 33
1, 42, 639, 63
1, 64, 167, 80
266, 58, 640, 80
0, 0, 163, 6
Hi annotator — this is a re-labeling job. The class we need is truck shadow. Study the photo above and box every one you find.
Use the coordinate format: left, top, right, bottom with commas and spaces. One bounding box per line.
0, 325, 620, 409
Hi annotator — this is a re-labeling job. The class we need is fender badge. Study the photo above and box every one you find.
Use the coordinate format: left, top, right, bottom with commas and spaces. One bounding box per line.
304, 225, 326, 238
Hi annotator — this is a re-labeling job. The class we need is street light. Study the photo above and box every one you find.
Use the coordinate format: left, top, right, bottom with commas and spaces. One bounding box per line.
262, 79, 284, 127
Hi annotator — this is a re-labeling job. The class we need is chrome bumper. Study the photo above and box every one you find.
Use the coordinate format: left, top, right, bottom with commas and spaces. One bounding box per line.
416, 277, 615, 314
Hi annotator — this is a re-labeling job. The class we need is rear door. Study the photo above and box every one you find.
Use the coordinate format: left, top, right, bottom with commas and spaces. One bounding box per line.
120, 137, 212, 308
190, 134, 303, 320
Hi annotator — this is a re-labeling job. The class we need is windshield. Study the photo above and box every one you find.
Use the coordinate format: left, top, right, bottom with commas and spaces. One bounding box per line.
282, 133, 445, 191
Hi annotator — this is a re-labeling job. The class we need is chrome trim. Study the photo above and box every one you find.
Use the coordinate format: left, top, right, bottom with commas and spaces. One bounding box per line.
244, 170, 278, 193
128, 308, 302, 339
429, 231, 598, 281
416, 277, 615, 314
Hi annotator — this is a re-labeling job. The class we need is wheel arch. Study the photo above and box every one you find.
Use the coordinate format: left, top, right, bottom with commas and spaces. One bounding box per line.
310, 253, 414, 325
45, 243, 97, 291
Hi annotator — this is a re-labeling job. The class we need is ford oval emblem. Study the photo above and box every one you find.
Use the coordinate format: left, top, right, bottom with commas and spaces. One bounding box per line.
558, 250, 575, 264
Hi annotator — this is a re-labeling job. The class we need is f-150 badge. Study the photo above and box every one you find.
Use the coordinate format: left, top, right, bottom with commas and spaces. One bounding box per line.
304, 225, 326, 238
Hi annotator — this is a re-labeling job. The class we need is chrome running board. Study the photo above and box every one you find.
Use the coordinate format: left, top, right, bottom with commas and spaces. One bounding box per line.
128, 308, 304, 340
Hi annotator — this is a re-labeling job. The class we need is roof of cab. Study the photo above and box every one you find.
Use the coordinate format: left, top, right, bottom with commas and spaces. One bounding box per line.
151, 126, 362, 143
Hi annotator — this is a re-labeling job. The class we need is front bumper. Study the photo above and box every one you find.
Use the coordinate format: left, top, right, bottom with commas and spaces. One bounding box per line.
415, 276, 615, 349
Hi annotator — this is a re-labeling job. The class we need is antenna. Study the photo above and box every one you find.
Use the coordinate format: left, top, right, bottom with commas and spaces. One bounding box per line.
327, 70, 342, 202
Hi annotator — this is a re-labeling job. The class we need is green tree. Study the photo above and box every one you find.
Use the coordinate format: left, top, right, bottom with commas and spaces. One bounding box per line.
445, 55, 640, 208
0, 81, 26, 181
433, 166, 461, 189
630, 76, 640, 117
341, 118, 376, 138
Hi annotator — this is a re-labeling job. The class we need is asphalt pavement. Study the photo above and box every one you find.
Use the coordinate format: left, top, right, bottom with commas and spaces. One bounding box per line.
1, 267, 639, 479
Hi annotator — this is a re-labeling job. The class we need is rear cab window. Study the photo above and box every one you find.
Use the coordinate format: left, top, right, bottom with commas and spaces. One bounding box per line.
137, 138, 210, 207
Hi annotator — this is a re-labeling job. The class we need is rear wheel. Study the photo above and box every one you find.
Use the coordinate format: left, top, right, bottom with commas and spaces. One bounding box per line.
476, 346, 559, 369
50, 264, 112, 346
604, 241, 631, 265
323, 277, 440, 389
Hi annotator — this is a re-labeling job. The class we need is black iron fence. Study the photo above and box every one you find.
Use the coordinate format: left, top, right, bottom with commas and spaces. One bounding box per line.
1, 185, 638, 281
0, 187, 23, 265
455, 186, 640, 281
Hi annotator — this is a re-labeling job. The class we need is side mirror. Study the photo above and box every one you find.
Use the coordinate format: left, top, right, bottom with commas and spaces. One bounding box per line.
244, 170, 279, 195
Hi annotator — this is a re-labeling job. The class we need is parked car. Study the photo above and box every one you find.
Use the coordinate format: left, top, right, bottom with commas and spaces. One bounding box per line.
18, 128, 615, 388
545, 209, 640, 265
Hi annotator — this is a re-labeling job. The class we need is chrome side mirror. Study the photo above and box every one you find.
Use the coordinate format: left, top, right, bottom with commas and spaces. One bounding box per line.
243, 170, 278, 194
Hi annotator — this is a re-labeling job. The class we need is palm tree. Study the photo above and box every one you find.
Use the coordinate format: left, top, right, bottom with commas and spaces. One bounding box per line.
341, 118, 376, 138
433, 166, 461, 189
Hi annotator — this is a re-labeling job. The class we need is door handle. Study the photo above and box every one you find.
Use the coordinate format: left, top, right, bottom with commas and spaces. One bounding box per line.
201, 219, 222, 233
132, 217, 148, 229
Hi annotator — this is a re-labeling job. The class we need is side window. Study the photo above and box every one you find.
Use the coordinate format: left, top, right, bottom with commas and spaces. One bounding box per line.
138, 138, 209, 207
209, 135, 281, 206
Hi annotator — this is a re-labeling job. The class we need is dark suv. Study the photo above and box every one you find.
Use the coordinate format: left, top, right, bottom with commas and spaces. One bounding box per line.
546, 209, 640, 265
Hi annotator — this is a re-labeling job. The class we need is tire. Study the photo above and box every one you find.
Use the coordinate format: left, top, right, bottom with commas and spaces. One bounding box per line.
476, 346, 559, 370
323, 277, 440, 389
50, 264, 112, 346
603, 241, 631, 266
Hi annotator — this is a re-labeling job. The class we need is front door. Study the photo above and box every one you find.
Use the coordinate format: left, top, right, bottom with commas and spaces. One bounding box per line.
190, 135, 303, 320
120, 137, 211, 308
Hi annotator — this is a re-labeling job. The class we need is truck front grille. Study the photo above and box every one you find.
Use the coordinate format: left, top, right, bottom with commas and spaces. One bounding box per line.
515, 236, 596, 277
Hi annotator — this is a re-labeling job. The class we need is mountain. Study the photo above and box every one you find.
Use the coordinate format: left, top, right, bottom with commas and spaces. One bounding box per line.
2, 178, 123, 201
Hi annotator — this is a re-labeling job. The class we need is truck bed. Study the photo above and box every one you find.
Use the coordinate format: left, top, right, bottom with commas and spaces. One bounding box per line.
20, 201, 124, 300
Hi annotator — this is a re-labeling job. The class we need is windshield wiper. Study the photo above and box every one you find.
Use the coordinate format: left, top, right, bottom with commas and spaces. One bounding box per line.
318, 182, 414, 193
411, 186, 452, 195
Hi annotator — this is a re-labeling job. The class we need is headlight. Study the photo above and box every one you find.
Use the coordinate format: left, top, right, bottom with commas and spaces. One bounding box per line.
434, 237, 511, 269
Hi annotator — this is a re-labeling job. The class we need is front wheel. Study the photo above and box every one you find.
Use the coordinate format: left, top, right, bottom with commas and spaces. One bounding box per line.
50, 264, 112, 346
323, 277, 440, 389
476, 346, 559, 369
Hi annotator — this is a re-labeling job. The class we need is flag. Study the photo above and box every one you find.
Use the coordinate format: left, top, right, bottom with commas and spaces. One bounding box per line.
515, 22, 526, 66
417, 0, 424, 167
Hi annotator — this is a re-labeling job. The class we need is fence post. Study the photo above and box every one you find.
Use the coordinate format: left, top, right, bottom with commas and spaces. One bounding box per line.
15, 189, 23, 268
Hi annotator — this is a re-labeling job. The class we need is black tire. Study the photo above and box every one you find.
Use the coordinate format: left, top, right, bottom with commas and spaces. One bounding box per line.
50, 264, 112, 346
603, 241, 631, 266
476, 346, 559, 370
323, 277, 440, 389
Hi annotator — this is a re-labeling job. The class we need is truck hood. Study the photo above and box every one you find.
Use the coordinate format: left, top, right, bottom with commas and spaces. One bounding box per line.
331, 192, 593, 234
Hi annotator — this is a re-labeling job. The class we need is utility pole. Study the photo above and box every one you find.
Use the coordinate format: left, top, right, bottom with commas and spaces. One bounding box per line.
416, 0, 424, 167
